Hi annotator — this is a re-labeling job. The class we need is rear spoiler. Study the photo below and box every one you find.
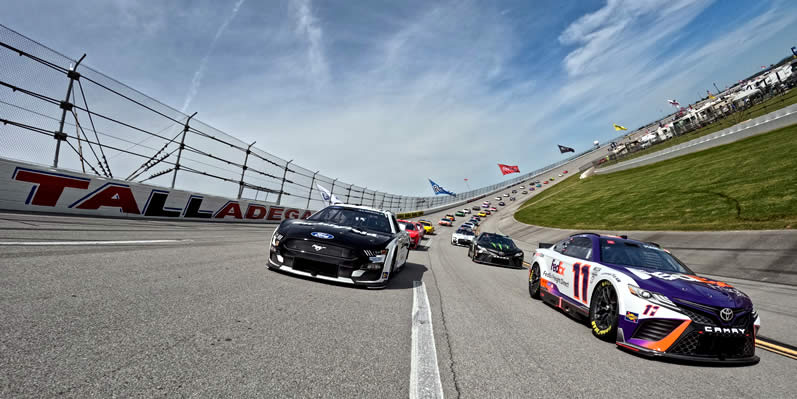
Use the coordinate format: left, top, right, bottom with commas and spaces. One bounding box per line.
538, 242, 553, 249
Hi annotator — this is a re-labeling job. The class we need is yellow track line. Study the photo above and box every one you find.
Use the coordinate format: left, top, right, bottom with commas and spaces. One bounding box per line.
756, 344, 797, 360
756, 339, 797, 359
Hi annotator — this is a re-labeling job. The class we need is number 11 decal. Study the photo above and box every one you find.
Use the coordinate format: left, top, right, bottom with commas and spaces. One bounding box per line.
572, 263, 591, 303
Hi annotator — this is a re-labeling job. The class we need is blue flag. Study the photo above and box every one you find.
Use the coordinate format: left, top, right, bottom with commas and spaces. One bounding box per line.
429, 179, 455, 196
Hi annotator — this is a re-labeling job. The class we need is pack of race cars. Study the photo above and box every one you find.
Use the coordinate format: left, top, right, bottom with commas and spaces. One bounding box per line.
266, 174, 761, 365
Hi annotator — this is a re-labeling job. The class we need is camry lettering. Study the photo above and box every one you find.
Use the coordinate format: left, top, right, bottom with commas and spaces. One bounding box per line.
704, 326, 745, 334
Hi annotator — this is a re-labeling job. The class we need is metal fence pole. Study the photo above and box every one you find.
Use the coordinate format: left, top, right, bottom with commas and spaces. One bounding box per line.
306, 171, 319, 209
171, 111, 197, 189
53, 54, 86, 168
330, 178, 338, 205
276, 159, 293, 205
237, 141, 256, 199
346, 184, 353, 203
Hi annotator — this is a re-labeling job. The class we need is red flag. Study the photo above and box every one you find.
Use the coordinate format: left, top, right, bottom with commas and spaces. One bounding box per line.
498, 164, 520, 175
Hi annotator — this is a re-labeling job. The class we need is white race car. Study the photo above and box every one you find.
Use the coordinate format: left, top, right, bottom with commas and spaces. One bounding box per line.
451, 228, 476, 246
528, 233, 760, 364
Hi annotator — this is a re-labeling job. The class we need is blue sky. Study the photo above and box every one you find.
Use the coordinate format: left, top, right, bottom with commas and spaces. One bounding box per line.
3, 0, 797, 195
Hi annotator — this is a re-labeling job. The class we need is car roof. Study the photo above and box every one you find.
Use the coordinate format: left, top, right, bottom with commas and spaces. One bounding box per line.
569, 232, 658, 248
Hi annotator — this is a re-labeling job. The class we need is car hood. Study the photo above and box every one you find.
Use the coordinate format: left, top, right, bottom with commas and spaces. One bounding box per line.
620, 266, 753, 309
278, 219, 393, 249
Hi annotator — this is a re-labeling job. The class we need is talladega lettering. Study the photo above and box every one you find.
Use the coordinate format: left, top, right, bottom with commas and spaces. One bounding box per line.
12, 167, 312, 221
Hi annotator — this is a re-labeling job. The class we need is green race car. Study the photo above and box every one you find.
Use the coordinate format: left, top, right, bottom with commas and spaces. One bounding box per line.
455, 211, 466, 217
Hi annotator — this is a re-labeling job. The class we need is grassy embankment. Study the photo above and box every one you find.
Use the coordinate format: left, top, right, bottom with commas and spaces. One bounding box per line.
515, 124, 797, 231
600, 87, 797, 167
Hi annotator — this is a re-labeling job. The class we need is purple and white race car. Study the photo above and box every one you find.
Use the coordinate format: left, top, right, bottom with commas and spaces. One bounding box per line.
528, 233, 760, 364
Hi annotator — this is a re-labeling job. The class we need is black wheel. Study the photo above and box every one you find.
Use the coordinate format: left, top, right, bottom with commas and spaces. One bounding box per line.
589, 280, 618, 341
528, 263, 540, 299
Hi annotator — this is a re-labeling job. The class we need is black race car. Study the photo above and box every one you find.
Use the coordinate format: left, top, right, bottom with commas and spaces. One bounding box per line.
472, 206, 481, 211
267, 204, 411, 287
467, 232, 524, 268
498, 201, 506, 206
509, 197, 516, 201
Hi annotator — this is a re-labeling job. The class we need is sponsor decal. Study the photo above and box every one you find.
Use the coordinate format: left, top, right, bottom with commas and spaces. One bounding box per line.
550, 260, 565, 275
704, 326, 745, 335
311, 232, 334, 240
382, 272, 389, 279
625, 311, 639, 323
542, 270, 570, 288
9, 166, 312, 223
627, 268, 733, 288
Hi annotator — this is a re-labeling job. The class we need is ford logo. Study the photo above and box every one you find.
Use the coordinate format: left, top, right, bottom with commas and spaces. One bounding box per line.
310, 232, 334, 240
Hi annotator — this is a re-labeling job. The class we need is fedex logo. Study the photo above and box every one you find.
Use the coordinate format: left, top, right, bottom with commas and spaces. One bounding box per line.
550, 260, 565, 275
11, 167, 312, 222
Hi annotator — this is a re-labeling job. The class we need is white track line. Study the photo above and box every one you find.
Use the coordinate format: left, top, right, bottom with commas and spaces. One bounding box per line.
410, 280, 444, 399
0, 239, 188, 246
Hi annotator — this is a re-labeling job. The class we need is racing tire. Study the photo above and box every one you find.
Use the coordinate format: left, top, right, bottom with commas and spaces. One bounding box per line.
589, 280, 619, 341
528, 263, 541, 299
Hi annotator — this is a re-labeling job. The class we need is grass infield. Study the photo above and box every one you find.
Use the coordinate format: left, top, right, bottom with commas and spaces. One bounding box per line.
515, 124, 797, 231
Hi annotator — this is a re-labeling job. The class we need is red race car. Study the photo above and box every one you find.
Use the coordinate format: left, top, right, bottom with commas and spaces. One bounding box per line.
398, 219, 422, 249
413, 221, 426, 240
439, 219, 453, 227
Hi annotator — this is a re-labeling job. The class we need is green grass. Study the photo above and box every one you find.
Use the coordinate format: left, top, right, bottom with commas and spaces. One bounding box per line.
600, 88, 797, 167
515, 124, 797, 231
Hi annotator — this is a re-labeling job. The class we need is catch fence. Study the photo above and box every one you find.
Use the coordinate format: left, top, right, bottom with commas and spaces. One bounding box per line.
0, 24, 587, 213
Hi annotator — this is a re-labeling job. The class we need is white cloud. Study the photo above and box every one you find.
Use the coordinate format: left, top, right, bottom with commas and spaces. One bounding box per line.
292, 0, 329, 86
181, 0, 247, 113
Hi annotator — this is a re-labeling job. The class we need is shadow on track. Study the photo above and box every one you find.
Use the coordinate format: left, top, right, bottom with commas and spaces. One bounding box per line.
385, 262, 428, 290
267, 262, 427, 291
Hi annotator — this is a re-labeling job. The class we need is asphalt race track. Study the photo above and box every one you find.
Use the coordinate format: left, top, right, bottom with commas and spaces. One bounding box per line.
2, 133, 797, 397
2, 201, 796, 397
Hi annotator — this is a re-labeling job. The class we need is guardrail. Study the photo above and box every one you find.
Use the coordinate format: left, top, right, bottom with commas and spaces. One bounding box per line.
0, 24, 589, 218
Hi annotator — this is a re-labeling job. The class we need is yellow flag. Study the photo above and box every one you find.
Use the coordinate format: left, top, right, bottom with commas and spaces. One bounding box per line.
613, 124, 627, 131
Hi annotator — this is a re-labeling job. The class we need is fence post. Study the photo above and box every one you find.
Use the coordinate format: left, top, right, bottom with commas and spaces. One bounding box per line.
306, 170, 319, 209
360, 187, 367, 206
346, 184, 353, 203
237, 141, 256, 199
276, 159, 293, 205
53, 54, 86, 168
372, 191, 378, 207
171, 111, 197, 189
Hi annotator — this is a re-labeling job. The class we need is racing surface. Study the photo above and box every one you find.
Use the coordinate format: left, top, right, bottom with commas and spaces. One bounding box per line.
2, 198, 796, 398
3, 127, 797, 397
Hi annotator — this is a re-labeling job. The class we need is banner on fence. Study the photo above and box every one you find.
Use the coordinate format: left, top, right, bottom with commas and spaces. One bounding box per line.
0, 158, 313, 223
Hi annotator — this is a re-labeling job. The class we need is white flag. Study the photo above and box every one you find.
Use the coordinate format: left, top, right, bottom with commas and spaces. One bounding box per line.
316, 184, 342, 206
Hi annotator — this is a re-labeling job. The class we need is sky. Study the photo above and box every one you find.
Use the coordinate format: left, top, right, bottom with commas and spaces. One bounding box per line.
3, 0, 797, 196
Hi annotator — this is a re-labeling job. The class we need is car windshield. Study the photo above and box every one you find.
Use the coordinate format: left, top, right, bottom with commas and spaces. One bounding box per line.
599, 238, 692, 273
307, 206, 392, 234
456, 229, 474, 236
478, 234, 518, 250
400, 222, 416, 231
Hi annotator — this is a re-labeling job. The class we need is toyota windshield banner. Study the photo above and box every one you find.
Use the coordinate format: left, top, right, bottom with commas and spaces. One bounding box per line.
0, 158, 313, 223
